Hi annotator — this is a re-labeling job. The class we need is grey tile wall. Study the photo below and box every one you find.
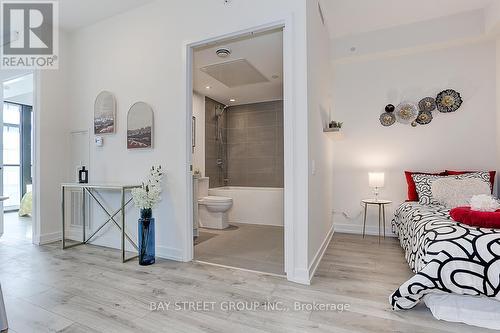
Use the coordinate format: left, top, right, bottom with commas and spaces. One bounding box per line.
205, 98, 227, 188
226, 100, 284, 188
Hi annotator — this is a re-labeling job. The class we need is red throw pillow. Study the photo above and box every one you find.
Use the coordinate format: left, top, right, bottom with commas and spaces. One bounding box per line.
450, 207, 500, 229
405, 171, 447, 201
445, 170, 496, 193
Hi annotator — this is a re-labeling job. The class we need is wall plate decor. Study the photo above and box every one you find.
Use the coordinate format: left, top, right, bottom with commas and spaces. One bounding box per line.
395, 102, 418, 124
436, 89, 462, 113
385, 104, 395, 113
94, 91, 116, 134
380, 112, 396, 126
418, 97, 436, 112
127, 102, 154, 149
416, 111, 433, 125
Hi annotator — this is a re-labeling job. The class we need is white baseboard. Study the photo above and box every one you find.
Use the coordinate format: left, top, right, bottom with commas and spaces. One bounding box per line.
36, 231, 62, 245
287, 268, 311, 285
309, 224, 334, 281
334, 222, 396, 237
156, 246, 184, 261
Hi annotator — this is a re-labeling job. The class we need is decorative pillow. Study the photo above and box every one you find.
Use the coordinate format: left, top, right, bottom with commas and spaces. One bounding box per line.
450, 207, 500, 229
445, 170, 496, 193
404, 171, 446, 201
470, 194, 500, 212
431, 178, 491, 208
411, 174, 454, 205
412, 172, 491, 205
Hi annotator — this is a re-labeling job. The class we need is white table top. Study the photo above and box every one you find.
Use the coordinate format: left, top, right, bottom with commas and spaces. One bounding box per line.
362, 199, 392, 205
0, 196, 9, 202
61, 183, 141, 190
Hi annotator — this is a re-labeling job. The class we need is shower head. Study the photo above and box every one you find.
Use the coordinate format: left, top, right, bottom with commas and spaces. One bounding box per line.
216, 105, 229, 117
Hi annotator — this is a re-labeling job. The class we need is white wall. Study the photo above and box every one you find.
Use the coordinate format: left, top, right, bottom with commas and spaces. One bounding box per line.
35, 31, 71, 244
57, 0, 310, 282
306, 0, 334, 272
332, 41, 497, 235
192, 92, 205, 176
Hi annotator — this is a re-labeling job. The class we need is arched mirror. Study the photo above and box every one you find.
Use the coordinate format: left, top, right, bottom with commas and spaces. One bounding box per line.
127, 102, 154, 149
94, 91, 116, 134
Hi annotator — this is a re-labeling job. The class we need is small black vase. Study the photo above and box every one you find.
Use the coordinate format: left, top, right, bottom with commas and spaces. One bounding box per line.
138, 208, 155, 266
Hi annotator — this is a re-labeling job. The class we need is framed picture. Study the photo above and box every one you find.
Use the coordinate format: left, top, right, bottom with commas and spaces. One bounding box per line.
127, 102, 154, 149
94, 91, 116, 134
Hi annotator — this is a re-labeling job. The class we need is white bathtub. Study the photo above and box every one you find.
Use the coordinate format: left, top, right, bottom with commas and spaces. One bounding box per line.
208, 187, 284, 226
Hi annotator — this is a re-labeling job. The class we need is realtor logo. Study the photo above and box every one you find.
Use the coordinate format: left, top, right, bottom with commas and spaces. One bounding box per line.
1, 1, 58, 69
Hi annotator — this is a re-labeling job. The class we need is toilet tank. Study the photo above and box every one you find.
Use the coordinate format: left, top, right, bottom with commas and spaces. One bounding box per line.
197, 177, 209, 198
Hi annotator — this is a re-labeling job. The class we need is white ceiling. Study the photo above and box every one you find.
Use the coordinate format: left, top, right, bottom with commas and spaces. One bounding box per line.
193, 29, 283, 106
59, 0, 155, 31
322, 0, 494, 38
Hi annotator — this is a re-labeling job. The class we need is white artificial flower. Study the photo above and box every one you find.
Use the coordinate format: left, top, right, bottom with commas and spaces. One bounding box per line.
131, 165, 164, 210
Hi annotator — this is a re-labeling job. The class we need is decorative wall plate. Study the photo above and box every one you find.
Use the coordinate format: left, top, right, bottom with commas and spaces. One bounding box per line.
395, 102, 418, 124
416, 111, 433, 125
418, 97, 436, 112
436, 89, 462, 113
380, 112, 396, 126
385, 104, 395, 113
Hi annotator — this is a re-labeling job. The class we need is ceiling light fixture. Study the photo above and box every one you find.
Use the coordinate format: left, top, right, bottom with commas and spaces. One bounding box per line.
205, 86, 211, 89
229, 98, 236, 102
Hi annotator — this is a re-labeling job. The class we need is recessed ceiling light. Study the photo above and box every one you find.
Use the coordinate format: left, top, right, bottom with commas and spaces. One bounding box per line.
229, 98, 236, 102
205, 86, 211, 89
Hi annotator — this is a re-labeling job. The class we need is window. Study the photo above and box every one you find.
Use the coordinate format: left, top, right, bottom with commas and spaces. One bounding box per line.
3, 102, 32, 211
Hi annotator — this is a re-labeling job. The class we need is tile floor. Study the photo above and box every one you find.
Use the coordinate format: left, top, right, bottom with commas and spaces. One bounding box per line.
194, 223, 284, 275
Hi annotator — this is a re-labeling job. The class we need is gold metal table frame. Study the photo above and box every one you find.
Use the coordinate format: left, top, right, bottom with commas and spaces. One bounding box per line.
61, 183, 141, 262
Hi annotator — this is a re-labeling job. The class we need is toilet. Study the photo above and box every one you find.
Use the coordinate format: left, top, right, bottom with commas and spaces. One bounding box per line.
197, 177, 233, 229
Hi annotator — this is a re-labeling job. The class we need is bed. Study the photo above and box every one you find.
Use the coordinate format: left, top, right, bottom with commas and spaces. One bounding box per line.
390, 201, 500, 327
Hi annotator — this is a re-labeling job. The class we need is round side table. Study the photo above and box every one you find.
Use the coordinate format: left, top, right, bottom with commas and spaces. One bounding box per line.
361, 199, 392, 243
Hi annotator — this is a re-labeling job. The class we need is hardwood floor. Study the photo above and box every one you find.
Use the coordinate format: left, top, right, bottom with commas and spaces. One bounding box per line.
0, 232, 495, 333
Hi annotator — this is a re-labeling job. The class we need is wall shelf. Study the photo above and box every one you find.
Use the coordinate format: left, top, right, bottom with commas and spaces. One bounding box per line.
323, 128, 340, 133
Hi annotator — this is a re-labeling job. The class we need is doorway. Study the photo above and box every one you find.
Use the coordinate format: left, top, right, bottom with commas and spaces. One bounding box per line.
0, 72, 34, 243
187, 24, 288, 276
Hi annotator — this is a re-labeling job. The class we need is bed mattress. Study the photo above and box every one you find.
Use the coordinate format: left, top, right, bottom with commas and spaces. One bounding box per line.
390, 201, 500, 310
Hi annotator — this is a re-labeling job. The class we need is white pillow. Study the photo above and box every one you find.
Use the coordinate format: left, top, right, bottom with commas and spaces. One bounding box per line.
431, 178, 491, 208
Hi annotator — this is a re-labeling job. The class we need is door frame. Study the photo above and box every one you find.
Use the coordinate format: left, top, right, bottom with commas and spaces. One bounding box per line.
183, 17, 297, 281
0, 71, 37, 241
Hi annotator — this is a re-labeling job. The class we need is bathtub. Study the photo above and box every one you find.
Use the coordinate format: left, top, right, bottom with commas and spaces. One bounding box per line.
208, 187, 284, 226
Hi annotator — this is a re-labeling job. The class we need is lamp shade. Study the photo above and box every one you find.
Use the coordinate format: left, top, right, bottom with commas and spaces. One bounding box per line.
369, 172, 385, 188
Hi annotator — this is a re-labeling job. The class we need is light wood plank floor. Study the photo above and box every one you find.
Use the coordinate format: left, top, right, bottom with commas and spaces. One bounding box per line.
0, 232, 495, 333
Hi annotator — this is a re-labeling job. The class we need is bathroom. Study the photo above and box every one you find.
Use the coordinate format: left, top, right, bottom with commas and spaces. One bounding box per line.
191, 28, 284, 275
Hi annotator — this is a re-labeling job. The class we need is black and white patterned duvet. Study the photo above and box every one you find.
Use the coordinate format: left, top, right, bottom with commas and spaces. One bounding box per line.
390, 202, 500, 310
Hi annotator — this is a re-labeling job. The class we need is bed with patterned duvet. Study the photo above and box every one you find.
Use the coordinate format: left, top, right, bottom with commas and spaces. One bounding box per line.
390, 201, 500, 310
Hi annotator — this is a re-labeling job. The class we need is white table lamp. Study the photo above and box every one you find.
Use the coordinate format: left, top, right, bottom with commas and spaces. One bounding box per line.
369, 172, 385, 201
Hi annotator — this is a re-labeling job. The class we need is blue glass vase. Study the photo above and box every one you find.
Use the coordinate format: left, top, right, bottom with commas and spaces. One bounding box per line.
138, 208, 155, 266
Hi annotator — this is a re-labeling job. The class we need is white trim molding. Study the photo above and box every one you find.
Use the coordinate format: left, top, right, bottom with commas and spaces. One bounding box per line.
308, 224, 334, 282
157, 246, 184, 262
334, 223, 396, 238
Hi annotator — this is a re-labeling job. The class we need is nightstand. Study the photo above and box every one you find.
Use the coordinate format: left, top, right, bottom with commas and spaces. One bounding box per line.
361, 199, 392, 242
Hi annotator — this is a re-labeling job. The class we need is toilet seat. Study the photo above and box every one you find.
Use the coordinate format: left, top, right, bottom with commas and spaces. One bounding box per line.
198, 196, 232, 204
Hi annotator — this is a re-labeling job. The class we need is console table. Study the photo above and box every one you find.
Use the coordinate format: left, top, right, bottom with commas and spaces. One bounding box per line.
61, 183, 141, 262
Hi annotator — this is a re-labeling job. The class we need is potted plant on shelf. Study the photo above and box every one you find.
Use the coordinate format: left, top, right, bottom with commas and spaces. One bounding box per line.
131, 165, 164, 266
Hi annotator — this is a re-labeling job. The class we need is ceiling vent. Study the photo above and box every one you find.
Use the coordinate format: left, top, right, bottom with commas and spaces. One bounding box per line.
216, 47, 231, 58
200, 59, 269, 88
